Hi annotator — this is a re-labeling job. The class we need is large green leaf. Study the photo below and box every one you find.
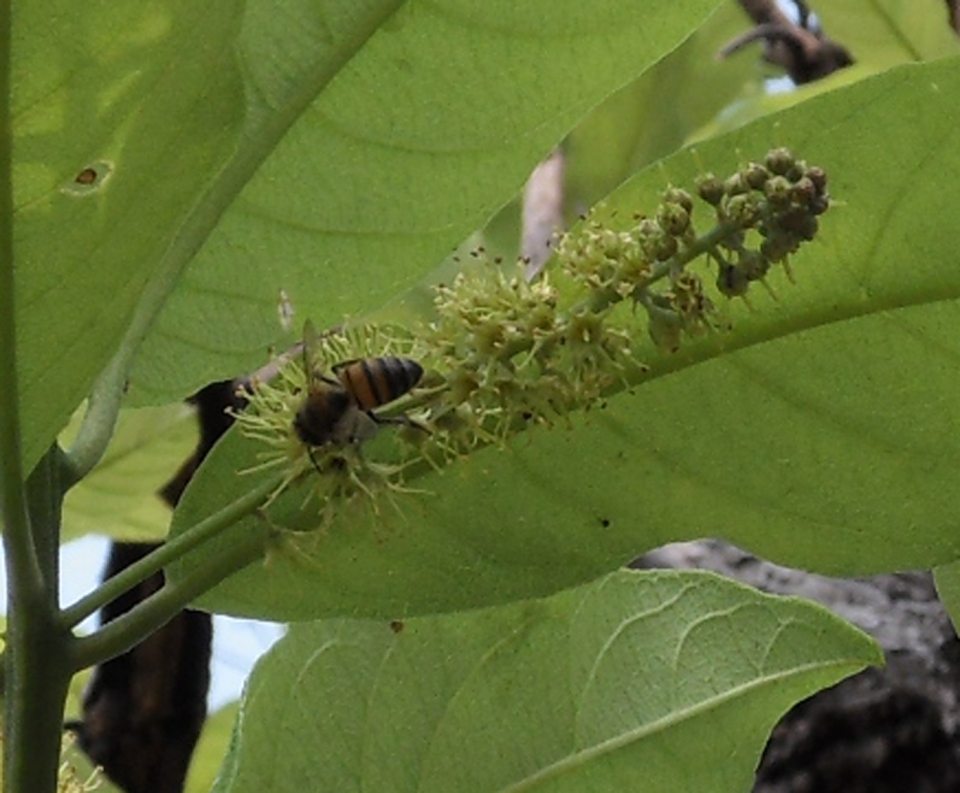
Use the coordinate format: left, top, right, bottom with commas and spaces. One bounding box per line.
211, 571, 880, 793
13, 0, 245, 474
15, 1, 721, 473
127, 0, 723, 406
169, 55, 960, 621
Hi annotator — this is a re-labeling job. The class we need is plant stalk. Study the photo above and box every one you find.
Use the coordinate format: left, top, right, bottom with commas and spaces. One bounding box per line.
69, 527, 267, 672
4, 452, 75, 793
60, 471, 283, 630
0, 4, 74, 791
61, 354, 126, 488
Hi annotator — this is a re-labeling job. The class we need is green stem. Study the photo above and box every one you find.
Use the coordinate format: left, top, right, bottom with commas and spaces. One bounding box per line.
5, 453, 74, 793
0, 4, 72, 790
60, 471, 284, 631
61, 354, 126, 488
69, 528, 267, 672
0, 0, 39, 605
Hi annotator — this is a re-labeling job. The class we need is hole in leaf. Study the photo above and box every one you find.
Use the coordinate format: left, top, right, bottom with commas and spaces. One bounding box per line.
61, 160, 114, 196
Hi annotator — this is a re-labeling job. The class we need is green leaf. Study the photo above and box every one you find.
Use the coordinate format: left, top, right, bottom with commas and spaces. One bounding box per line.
128, 0, 723, 406
60, 403, 195, 542
13, 0, 245, 474
170, 55, 960, 621
823, 0, 959, 68
211, 570, 880, 793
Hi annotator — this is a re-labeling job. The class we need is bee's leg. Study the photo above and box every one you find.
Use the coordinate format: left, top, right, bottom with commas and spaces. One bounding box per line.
369, 412, 430, 434
306, 445, 352, 475
307, 446, 324, 473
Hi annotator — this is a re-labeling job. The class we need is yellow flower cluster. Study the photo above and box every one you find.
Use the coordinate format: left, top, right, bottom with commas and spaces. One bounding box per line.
237, 148, 830, 522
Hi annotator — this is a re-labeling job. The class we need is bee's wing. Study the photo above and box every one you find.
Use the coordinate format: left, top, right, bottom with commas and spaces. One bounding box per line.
330, 358, 360, 376
301, 319, 323, 381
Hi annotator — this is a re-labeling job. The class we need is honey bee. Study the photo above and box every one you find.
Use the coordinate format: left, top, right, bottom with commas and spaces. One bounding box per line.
293, 322, 423, 452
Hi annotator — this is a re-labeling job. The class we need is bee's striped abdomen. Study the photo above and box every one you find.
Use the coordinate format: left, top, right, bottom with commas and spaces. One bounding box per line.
335, 357, 423, 412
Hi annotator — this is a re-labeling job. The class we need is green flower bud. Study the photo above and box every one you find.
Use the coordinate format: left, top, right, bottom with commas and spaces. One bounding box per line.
760, 235, 799, 262
790, 176, 816, 206
657, 202, 691, 236
764, 175, 793, 206
724, 172, 751, 196
716, 262, 749, 297
743, 162, 770, 190
806, 166, 828, 194
663, 186, 694, 213
764, 147, 795, 176
723, 193, 761, 226
739, 250, 771, 281
696, 173, 725, 205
